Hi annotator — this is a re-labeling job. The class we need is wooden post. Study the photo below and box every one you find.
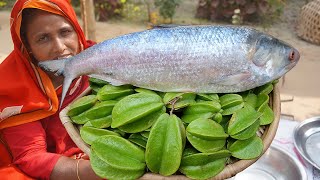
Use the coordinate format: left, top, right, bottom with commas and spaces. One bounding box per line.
80, 0, 96, 41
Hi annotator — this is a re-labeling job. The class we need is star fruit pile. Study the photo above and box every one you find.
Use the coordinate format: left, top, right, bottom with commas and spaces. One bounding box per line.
67, 77, 276, 180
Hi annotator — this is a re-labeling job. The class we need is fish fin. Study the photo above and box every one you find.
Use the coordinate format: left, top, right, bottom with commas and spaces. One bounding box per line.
250, 39, 270, 67
39, 58, 75, 108
60, 76, 74, 108
38, 58, 71, 76
89, 74, 127, 86
152, 24, 185, 29
252, 55, 270, 67
212, 71, 251, 86
247, 46, 256, 62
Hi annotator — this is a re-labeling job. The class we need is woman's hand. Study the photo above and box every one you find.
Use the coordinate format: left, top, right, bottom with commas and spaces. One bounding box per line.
50, 156, 101, 180
139, 173, 186, 180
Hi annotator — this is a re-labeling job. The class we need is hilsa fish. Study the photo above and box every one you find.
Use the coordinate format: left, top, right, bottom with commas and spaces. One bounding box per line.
39, 25, 299, 107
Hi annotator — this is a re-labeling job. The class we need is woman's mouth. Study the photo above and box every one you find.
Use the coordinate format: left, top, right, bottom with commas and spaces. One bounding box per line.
56, 55, 72, 60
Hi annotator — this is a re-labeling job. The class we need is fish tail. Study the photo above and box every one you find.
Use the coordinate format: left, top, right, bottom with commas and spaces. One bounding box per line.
38, 58, 71, 76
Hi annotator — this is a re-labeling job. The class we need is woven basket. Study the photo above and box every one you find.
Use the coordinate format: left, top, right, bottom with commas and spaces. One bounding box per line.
296, 0, 320, 45
59, 84, 280, 180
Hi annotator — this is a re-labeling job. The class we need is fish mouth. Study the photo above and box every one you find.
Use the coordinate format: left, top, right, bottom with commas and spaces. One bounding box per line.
275, 57, 298, 79
285, 61, 297, 71
277, 60, 298, 78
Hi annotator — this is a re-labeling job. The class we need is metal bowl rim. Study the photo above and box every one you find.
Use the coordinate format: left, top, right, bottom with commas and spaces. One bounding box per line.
236, 143, 308, 180
270, 143, 308, 180
293, 116, 320, 170
294, 116, 320, 130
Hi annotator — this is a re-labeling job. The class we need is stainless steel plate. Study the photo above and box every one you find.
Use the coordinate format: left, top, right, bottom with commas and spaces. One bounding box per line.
228, 144, 307, 180
294, 116, 320, 170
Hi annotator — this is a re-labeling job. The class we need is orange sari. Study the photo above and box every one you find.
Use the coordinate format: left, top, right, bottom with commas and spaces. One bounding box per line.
0, 0, 89, 128
0, 0, 92, 178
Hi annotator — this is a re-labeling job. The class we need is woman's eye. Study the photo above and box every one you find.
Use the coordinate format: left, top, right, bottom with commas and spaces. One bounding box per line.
61, 29, 72, 36
37, 36, 48, 43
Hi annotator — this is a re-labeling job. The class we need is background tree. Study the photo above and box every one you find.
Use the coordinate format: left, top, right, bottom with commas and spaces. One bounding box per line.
154, 0, 181, 23
195, 0, 285, 25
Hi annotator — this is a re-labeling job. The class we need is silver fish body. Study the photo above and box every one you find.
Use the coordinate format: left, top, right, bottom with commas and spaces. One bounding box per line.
39, 25, 299, 106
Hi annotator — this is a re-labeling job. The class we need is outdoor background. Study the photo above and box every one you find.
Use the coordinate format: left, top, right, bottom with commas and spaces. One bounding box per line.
0, 0, 319, 121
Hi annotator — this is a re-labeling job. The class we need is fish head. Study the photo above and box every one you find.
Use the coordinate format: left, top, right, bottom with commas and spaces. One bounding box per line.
251, 34, 300, 81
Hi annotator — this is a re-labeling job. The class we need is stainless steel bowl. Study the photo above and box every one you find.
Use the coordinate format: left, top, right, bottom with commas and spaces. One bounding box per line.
228, 144, 307, 180
293, 116, 320, 170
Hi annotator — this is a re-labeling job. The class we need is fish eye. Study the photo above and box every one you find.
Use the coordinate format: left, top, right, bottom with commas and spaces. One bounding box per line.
289, 50, 295, 61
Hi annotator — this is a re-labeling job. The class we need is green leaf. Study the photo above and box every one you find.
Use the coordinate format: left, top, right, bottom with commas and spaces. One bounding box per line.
182, 100, 221, 123
220, 94, 243, 109
255, 83, 273, 95
67, 95, 97, 117
220, 93, 244, 115
70, 112, 90, 125
118, 107, 166, 133
231, 119, 260, 140
183, 101, 221, 115
145, 114, 184, 176
228, 105, 262, 135
89, 77, 109, 86
243, 93, 257, 108
85, 100, 117, 119
196, 93, 219, 101
181, 112, 214, 124
187, 118, 228, 140
186, 132, 226, 153
91, 135, 145, 170
90, 115, 113, 129
128, 133, 148, 149
111, 93, 164, 128
134, 88, 158, 95
80, 126, 120, 145
181, 150, 230, 165
91, 135, 145, 180
91, 150, 144, 180
183, 147, 199, 157
179, 150, 230, 179
164, 92, 196, 110
256, 93, 269, 112
97, 84, 134, 101
259, 105, 274, 125
229, 136, 263, 159
140, 131, 150, 138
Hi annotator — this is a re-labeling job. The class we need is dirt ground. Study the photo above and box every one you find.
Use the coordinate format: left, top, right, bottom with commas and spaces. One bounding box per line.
0, 0, 319, 121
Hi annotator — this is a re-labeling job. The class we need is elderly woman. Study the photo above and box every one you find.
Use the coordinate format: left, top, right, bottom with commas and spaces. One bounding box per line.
0, 0, 101, 179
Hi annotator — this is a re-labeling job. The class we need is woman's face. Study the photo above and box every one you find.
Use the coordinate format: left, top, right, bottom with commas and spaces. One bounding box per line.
25, 10, 80, 62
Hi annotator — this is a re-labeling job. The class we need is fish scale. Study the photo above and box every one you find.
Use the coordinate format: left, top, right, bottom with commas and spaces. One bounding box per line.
39, 25, 300, 107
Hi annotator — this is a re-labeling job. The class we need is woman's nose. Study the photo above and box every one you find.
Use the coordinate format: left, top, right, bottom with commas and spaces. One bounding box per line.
53, 37, 66, 53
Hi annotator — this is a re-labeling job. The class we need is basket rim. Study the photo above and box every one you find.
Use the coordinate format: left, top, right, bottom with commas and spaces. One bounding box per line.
59, 83, 281, 180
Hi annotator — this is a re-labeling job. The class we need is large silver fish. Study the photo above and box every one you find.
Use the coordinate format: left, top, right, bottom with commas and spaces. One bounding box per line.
39, 25, 300, 107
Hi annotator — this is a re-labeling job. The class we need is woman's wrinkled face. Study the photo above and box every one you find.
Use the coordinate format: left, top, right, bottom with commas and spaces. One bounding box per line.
25, 10, 80, 62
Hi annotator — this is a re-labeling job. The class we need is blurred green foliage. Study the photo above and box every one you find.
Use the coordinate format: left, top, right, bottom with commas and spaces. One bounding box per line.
0, 0, 14, 9
91, 0, 184, 24
0, 0, 285, 27
154, 0, 181, 23
71, 0, 81, 7
121, 0, 149, 23
94, 0, 124, 21
0, 1, 7, 8
196, 0, 285, 25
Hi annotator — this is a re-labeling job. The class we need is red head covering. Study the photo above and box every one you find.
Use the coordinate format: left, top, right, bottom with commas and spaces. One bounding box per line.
0, 0, 90, 129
